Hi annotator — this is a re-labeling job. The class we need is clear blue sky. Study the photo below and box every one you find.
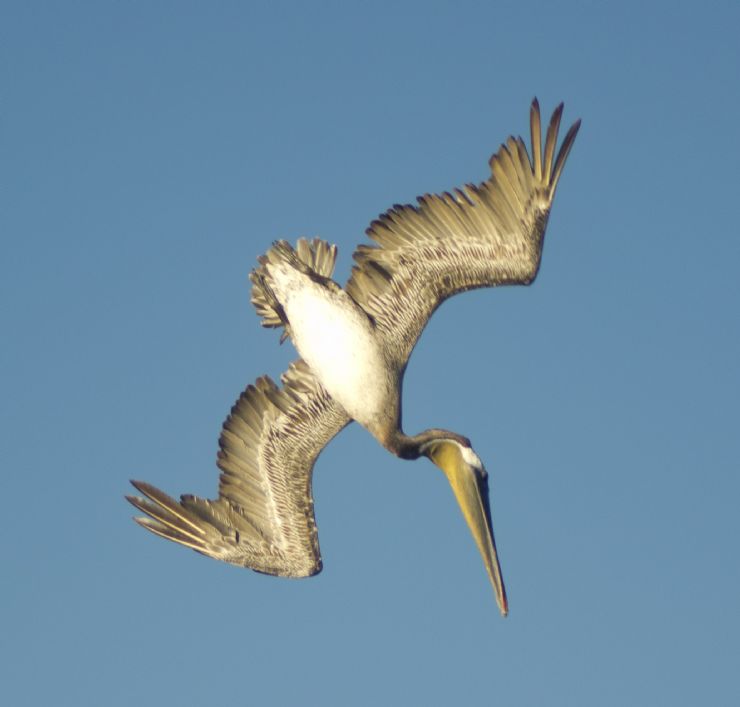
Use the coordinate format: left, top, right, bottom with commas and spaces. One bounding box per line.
2, 2, 738, 705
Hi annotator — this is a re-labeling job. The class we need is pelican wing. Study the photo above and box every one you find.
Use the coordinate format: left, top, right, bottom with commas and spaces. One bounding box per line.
345, 100, 580, 366
127, 359, 350, 577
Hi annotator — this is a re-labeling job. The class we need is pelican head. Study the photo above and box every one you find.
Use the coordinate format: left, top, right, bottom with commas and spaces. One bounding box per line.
419, 436, 508, 616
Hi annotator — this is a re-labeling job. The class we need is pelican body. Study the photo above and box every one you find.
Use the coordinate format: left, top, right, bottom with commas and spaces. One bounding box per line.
128, 100, 580, 616
266, 261, 398, 437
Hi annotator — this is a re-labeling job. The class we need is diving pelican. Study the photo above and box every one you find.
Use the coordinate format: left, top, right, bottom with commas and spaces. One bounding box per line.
128, 100, 580, 616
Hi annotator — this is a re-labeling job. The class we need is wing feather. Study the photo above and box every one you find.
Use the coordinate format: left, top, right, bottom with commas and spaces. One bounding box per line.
127, 360, 350, 577
345, 99, 580, 367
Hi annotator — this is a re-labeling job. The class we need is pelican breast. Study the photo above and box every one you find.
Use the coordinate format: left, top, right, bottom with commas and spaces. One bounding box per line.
266, 262, 399, 438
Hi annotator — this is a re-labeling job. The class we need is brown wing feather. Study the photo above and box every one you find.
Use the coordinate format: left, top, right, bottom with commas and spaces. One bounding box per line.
127, 360, 350, 577
345, 100, 580, 367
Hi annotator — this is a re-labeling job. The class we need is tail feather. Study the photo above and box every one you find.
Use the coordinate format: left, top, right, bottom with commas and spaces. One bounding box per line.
249, 238, 337, 337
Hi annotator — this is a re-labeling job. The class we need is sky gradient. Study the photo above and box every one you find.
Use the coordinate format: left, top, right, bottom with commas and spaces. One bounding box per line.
2, 2, 739, 705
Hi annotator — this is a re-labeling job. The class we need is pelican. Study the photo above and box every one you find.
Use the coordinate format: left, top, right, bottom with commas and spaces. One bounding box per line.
128, 100, 580, 616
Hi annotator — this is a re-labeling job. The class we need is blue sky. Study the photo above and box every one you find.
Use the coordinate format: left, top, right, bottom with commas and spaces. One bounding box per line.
2, 2, 739, 705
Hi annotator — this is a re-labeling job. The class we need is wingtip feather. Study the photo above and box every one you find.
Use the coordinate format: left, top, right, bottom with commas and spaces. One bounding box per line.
543, 103, 564, 182
530, 98, 543, 180
549, 116, 581, 196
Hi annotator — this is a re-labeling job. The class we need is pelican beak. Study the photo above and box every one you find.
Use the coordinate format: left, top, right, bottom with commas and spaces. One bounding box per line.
427, 442, 508, 616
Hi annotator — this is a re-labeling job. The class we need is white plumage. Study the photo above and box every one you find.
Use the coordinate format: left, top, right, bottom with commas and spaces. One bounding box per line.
266, 262, 394, 431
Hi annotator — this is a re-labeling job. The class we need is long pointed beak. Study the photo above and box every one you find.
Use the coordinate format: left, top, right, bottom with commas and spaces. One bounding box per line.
442, 458, 508, 616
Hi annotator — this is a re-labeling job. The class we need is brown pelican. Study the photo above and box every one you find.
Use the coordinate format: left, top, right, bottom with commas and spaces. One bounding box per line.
128, 100, 580, 616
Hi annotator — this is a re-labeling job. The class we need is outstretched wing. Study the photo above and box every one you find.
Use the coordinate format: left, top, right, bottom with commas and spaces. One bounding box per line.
127, 360, 350, 577
345, 100, 580, 367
